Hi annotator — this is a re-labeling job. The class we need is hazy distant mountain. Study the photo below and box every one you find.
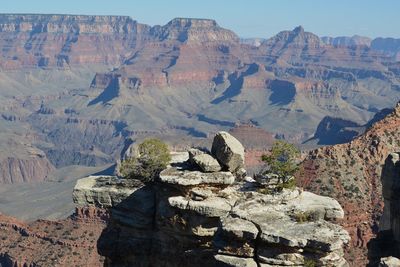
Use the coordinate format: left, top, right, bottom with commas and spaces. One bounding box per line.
371, 37, 400, 60
321, 35, 372, 47
0, 14, 399, 184
321, 34, 400, 60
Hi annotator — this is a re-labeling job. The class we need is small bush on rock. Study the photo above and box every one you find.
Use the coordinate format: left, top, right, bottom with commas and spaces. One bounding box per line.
256, 140, 300, 193
261, 140, 300, 182
304, 258, 317, 267
119, 138, 171, 182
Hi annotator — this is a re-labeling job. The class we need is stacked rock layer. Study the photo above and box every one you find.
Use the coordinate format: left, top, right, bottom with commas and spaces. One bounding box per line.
73, 132, 350, 266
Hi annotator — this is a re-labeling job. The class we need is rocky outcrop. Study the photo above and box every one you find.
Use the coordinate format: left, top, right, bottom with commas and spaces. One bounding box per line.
76, 167, 349, 266
380, 153, 400, 237
367, 153, 400, 266
73, 176, 142, 208
298, 102, 400, 265
192, 153, 222, 172
73, 135, 349, 266
0, 212, 106, 267
0, 14, 153, 68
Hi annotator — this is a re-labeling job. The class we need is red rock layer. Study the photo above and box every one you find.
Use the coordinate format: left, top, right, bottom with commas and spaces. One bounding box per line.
0, 208, 107, 266
297, 102, 400, 266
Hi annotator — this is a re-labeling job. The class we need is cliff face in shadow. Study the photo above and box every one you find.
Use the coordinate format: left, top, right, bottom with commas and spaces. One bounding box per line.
367, 153, 400, 266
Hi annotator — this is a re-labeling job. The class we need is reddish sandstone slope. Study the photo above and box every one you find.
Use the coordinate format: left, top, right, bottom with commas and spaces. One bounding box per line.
298, 102, 400, 266
0, 208, 106, 267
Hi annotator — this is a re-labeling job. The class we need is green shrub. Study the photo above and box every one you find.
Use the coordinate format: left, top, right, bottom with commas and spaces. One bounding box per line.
275, 178, 296, 191
120, 138, 171, 182
292, 211, 318, 223
304, 258, 317, 267
261, 140, 300, 184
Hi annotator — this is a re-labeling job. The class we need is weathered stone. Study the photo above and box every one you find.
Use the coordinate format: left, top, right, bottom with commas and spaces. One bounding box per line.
190, 187, 213, 201
168, 196, 232, 217
320, 252, 349, 267
159, 167, 235, 186
220, 216, 259, 240
214, 254, 258, 267
236, 168, 247, 179
290, 191, 345, 220
170, 151, 189, 164
379, 256, 400, 267
211, 131, 245, 172
75, 167, 349, 267
72, 176, 140, 208
232, 191, 350, 253
188, 148, 206, 164
193, 153, 221, 172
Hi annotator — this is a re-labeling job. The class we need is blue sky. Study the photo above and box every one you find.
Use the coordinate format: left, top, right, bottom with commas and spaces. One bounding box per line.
0, 0, 399, 38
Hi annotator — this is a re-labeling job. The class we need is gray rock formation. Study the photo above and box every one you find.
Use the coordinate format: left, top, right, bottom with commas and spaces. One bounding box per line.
159, 167, 235, 186
379, 256, 400, 267
73, 175, 142, 208
188, 148, 206, 164
211, 131, 245, 173
73, 139, 350, 266
192, 153, 222, 172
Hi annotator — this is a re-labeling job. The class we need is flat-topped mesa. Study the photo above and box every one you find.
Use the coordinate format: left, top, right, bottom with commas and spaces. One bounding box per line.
0, 14, 142, 34
154, 17, 240, 43
167, 17, 218, 28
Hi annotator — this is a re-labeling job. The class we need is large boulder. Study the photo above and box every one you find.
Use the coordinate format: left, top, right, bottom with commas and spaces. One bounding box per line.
188, 148, 206, 164
193, 153, 221, 172
211, 131, 245, 173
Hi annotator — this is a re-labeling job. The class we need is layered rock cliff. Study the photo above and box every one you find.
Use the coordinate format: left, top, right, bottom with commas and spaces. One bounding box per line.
366, 153, 400, 266
0, 211, 106, 267
0, 14, 153, 68
298, 102, 400, 265
0, 14, 399, 186
73, 132, 350, 266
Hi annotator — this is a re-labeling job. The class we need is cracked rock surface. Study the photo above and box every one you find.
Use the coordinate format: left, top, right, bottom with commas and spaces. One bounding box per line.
73, 132, 350, 266
74, 166, 350, 266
